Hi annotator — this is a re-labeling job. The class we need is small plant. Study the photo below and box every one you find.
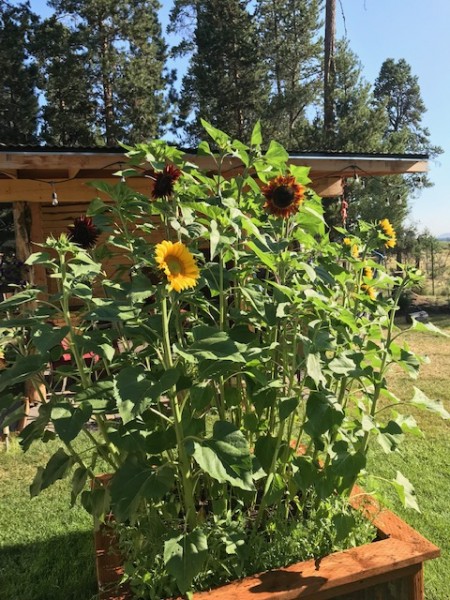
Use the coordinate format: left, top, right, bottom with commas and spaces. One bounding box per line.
0, 121, 448, 598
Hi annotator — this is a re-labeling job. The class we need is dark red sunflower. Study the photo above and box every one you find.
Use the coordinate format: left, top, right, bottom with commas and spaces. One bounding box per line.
67, 216, 100, 249
262, 174, 305, 218
151, 164, 182, 199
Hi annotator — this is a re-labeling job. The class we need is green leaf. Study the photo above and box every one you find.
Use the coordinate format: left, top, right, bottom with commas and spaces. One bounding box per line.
254, 435, 278, 473
410, 319, 450, 337
377, 421, 404, 453
73, 381, 116, 414
30, 448, 74, 497
0, 354, 48, 393
71, 467, 89, 507
51, 403, 92, 444
304, 392, 344, 438
209, 219, 220, 260
410, 387, 450, 419
110, 461, 175, 522
164, 529, 208, 595
328, 354, 356, 376
200, 119, 229, 147
190, 383, 215, 411
246, 240, 276, 273
193, 421, 254, 490
392, 471, 420, 512
265, 472, 285, 505
115, 366, 180, 423
292, 456, 319, 493
250, 121, 263, 146
279, 397, 299, 421
329, 443, 366, 488
190, 328, 245, 363
265, 140, 289, 165
306, 352, 325, 386
32, 324, 70, 354
80, 487, 111, 521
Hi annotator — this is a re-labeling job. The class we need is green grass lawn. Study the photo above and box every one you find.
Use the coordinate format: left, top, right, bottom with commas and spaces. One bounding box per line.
1, 316, 449, 600
367, 315, 450, 600
0, 439, 97, 600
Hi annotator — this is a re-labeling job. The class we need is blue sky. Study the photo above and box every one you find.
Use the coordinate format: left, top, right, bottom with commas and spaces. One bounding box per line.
28, 0, 449, 236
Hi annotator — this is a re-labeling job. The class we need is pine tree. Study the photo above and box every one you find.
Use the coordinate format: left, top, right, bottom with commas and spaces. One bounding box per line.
302, 40, 388, 152
374, 58, 441, 156
170, 0, 269, 144
256, 0, 323, 148
0, 1, 39, 144
48, 0, 172, 145
34, 17, 97, 146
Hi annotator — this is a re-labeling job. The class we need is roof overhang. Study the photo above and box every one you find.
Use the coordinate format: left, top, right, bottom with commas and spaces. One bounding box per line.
0, 147, 429, 202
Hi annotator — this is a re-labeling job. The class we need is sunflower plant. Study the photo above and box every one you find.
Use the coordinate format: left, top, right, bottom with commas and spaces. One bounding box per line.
0, 121, 448, 598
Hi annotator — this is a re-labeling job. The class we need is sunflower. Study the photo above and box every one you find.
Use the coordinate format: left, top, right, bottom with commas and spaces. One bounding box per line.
343, 238, 359, 258
155, 240, 200, 292
67, 216, 100, 249
262, 174, 305, 218
379, 218, 397, 248
151, 164, 182, 199
361, 283, 377, 301
363, 266, 373, 280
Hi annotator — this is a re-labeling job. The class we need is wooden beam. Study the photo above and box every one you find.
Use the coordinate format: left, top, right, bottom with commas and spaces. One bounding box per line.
0, 177, 150, 203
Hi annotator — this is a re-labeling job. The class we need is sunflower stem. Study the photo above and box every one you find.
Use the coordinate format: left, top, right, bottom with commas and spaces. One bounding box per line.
161, 294, 197, 530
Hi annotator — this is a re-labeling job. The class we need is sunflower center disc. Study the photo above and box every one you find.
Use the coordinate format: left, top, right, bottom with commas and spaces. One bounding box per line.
166, 256, 182, 275
273, 185, 294, 208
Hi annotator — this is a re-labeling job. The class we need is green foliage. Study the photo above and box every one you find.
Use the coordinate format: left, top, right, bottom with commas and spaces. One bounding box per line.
170, 0, 269, 143
47, 0, 172, 144
0, 124, 445, 597
0, 1, 39, 143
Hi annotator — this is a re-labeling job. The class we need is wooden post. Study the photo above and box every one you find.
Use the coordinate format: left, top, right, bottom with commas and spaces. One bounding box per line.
410, 564, 424, 600
12, 202, 46, 430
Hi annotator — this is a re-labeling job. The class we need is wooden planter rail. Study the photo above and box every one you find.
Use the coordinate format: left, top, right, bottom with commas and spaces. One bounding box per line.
95, 484, 439, 600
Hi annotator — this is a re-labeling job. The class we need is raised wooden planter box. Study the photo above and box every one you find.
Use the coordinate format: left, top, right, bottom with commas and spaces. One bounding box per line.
95, 486, 439, 600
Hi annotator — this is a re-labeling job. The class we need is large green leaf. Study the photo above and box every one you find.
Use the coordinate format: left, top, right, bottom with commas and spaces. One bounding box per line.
306, 352, 326, 386
71, 466, 88, 507
110, 460, 175, 522
304, 391, 344, 438
392, 471, 420, 512
114, 366, 180, 423
164, 529, 208, 595
254, 435, 278, 473
189, 327, 246, 363
30, 448, 74, 497
51, 402, 92, 444
193, 421, 254, 490
410, 387, 450, 419
0, 354, 48, 393
200, 119, 230, 147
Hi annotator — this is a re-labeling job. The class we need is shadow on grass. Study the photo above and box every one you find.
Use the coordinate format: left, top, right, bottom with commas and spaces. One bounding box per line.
0, 530, 98, 600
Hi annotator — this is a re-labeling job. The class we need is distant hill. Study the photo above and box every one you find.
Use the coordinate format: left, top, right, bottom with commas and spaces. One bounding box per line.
437, 233, 450, 241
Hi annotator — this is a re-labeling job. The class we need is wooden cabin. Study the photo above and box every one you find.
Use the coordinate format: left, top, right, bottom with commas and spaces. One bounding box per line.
0, 145, 428, 293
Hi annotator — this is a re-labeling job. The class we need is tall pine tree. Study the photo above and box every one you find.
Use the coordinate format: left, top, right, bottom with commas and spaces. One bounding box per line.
0, 1, 39, 144
48, 0, 172, 145
256, 0, 323, 148
34, 17, 97, 146
170, 0, 269, 144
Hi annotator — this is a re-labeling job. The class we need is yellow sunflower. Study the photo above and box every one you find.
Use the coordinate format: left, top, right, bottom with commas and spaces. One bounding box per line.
379, 218, 397, 248
343, 237, 359, 258
155, 241, 200, 292
363, 266, 373, 280
262, 175, 305, 218
361, 283, 377, 301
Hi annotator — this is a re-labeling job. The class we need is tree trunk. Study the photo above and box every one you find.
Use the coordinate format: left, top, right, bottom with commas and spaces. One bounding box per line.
324, 0, 336, 140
